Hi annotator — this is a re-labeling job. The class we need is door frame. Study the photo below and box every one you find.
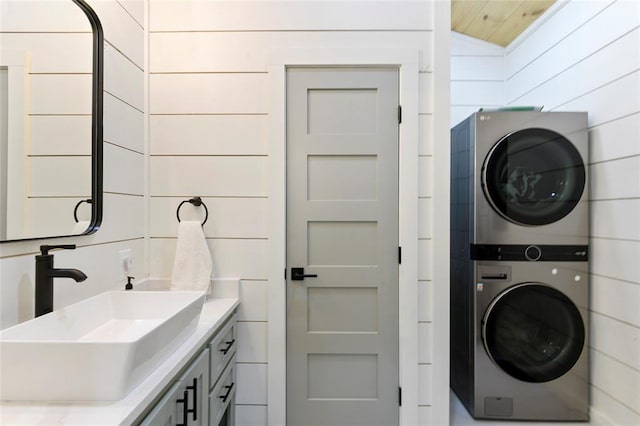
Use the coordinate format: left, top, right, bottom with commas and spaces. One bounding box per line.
268, 48, 419, 425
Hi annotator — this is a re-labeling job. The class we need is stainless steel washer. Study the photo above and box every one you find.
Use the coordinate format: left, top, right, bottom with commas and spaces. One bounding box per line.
471, 261, 589, 420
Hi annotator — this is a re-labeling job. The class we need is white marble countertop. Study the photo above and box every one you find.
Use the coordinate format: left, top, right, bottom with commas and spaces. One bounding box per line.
0, 297, 239, 425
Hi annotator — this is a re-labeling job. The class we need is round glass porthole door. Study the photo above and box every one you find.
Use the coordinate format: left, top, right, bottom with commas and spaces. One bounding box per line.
482, 128, 586, 226
482, 283, 585, 383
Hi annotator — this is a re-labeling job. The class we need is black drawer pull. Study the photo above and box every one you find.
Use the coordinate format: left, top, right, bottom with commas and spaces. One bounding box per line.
220, 339, 235, 355
176, 390, 189, 426
186, 377, 198, 421
219, 382, 235, 403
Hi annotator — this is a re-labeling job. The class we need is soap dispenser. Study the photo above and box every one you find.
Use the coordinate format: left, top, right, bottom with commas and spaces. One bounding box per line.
125, 276, 134, 290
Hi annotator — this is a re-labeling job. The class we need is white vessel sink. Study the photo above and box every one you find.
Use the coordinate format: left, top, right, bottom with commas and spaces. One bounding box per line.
0, 291, 205, 402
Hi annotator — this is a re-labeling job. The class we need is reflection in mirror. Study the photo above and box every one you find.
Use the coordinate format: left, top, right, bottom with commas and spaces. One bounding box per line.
0, 0, 102, 242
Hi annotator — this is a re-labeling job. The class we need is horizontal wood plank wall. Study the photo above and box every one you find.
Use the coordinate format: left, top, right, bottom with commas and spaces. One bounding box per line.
149, 1, 436, 423
505, 0, 640, 423
0, 1, 146, 329
450, 32, 505, 127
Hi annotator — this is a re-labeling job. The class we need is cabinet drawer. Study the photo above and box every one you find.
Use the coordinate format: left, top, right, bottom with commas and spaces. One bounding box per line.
209, 315, 236, 389
209, 356, 236, 426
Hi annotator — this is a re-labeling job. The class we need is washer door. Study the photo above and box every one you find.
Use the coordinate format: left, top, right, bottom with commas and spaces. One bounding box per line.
482, 283, 585, 383
482, 128, 586, 226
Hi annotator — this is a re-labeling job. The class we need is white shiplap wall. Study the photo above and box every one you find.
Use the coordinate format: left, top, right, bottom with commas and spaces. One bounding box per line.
504, 0, 639, 423
450, 32, 505, 127
149, 1, 447, 424
0, 0, 145, 329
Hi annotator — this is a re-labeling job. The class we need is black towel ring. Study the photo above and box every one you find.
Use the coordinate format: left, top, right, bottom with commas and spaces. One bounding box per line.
73, 199, 92, 223
176, 196, 208, 226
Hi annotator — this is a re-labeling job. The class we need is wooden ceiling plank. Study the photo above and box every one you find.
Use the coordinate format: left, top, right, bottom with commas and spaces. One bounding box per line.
487, 0, 556, 46
463, 0, 524, 44
452, 0, 489, 33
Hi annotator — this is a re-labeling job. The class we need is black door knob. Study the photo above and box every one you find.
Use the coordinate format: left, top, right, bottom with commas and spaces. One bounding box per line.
291, 267, 318, 281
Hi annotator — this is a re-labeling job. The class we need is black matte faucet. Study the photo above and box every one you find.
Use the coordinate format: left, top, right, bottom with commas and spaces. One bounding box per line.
35, 245, 88, 317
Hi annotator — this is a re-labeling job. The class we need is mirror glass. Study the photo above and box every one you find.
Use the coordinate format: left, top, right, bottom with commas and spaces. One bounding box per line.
0, 0, 102, 242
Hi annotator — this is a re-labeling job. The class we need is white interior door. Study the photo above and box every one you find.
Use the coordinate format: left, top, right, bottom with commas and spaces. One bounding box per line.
286, 67, 400, 426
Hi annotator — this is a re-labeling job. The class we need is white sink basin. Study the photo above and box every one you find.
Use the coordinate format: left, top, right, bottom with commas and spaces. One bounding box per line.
0, 291, 206, 402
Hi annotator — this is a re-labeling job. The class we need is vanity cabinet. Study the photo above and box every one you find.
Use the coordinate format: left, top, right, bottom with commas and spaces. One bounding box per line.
208, 317, 237, 425
0, 299, 240, 425
140, 349, 209, 426
140, 313, 237, 426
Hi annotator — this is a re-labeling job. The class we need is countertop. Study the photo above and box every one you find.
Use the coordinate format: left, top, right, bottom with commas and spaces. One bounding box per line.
0, 297, 239, 425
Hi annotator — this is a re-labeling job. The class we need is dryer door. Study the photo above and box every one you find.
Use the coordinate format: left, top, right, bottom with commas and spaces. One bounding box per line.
482, 128, 585, 226
482, 283, 585, 383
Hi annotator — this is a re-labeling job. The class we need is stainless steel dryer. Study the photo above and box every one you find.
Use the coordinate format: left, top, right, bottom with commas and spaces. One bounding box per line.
450, 111, 590, 421
472, 111, 589, 246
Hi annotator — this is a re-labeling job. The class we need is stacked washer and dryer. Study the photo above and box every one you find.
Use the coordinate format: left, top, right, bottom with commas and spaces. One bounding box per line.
450, 111, 590, 421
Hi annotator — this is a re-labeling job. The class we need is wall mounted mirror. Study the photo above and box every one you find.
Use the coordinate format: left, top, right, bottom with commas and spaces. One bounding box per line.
0, 0, 103, 242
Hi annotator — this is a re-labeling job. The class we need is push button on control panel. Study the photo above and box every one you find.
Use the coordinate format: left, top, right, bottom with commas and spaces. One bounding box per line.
525, 245, 542, 261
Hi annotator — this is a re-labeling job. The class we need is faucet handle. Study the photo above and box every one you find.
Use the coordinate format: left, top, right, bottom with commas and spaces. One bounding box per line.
39, 245, 77, 255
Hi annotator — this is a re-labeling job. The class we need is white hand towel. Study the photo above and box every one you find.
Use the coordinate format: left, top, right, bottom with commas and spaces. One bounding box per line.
170, 221, 213, 292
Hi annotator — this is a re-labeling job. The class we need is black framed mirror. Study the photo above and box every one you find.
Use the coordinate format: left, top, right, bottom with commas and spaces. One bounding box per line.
0, 0, 103, 242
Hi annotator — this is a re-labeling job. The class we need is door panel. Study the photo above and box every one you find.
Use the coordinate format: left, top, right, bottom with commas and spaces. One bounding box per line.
482, 283, 585, 383
286, 67, 399, 426
481, 128, 586, 226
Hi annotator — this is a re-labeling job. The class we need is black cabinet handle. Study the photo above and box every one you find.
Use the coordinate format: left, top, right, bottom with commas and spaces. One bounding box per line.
176, 390, 189, 426
219, 382, 235, 403
220, 339, 235, 355
186, 377, 198, 421
291, 267, 318, 281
